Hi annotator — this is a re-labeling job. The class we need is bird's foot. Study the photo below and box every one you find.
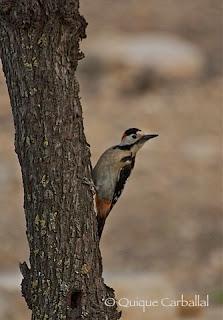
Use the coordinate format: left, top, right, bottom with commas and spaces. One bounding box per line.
82, 177, 96, 195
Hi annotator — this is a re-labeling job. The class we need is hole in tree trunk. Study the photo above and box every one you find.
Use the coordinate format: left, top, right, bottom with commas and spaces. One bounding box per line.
68, 289, 82, 309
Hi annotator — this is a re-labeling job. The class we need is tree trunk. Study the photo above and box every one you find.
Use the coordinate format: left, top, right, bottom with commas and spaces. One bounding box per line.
0, 1, 120, 319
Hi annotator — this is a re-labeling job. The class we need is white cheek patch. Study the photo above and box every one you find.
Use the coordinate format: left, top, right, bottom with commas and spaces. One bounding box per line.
121, 136, 133, 145
127, 136, 134, 144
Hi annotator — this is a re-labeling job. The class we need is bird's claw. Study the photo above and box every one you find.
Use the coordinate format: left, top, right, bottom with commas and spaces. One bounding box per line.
82, 177, 96, 195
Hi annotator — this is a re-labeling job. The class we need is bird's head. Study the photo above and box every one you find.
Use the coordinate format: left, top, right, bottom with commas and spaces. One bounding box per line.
119, 128, 158, 154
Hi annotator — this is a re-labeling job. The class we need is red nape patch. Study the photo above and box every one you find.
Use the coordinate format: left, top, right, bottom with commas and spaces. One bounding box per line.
67, 289, 82, 309
121, 133, 127, 140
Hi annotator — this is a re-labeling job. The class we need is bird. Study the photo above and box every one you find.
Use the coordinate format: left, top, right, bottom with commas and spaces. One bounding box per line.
92, 128, 158, 240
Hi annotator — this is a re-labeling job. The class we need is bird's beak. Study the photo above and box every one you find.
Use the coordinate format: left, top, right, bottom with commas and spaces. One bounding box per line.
140, 133, 159, 142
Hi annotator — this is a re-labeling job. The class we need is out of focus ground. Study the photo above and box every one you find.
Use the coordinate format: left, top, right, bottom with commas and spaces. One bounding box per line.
0, 0, 222, 319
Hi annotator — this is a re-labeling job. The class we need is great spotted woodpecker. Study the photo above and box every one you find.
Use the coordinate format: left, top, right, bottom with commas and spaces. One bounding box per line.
92, 128, 158, 239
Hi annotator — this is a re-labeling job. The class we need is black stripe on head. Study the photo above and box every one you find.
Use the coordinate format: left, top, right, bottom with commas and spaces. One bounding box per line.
113, 144, 133, 150
124, 128, 141, 136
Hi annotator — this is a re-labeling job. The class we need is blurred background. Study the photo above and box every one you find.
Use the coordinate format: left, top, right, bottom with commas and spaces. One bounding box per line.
0, 0, 222, 319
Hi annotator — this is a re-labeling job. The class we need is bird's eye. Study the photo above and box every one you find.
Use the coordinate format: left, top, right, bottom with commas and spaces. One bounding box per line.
132, 134, 137, 139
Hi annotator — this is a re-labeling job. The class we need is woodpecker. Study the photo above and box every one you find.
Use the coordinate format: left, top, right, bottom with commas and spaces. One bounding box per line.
92, 128, 158, 239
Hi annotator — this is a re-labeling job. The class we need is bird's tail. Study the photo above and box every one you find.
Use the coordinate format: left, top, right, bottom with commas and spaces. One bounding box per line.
97, 216, 106, 240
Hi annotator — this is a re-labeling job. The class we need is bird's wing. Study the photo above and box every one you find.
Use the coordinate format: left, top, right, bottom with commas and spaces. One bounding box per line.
111, 156, 135, 209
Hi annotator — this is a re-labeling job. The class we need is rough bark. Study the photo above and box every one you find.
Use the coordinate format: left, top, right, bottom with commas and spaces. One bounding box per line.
0, 1, 121, 319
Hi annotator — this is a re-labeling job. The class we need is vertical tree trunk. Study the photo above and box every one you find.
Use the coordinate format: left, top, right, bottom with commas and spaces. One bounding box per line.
0, 1, 120, 319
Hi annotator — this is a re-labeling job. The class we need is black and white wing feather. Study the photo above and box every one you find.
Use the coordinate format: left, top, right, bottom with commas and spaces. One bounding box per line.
111, 156, 135, 209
